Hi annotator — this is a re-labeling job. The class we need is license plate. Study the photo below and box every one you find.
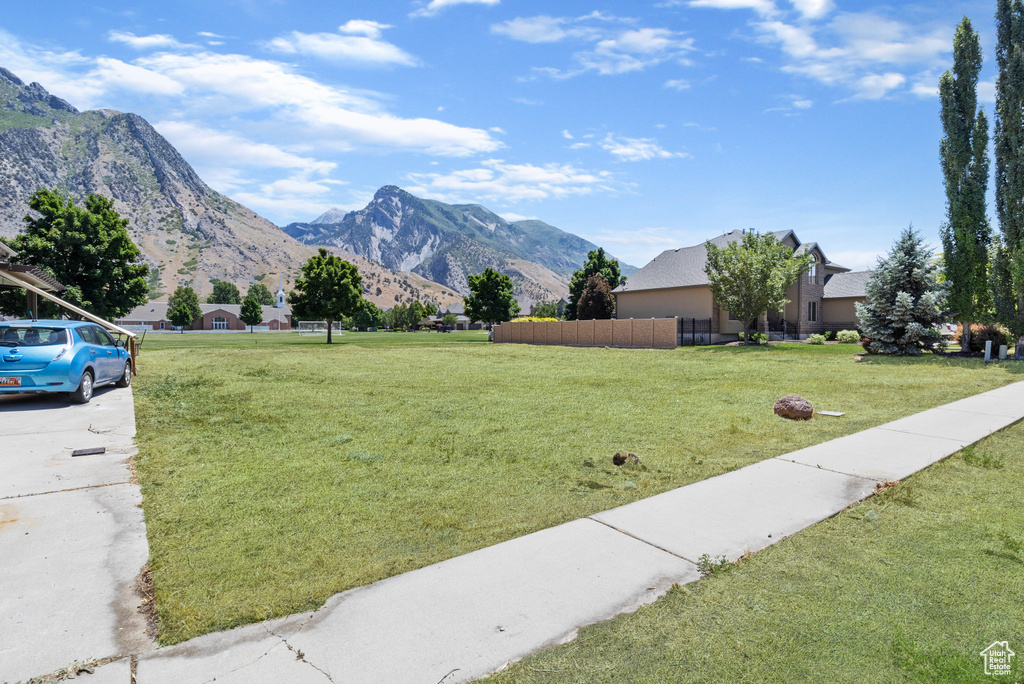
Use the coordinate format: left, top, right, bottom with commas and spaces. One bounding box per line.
0, 377, 21, 387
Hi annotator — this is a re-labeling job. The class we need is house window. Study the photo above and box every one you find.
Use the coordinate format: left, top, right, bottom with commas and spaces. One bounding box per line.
808, 261, 817, 284
807, 302, 817, 322
727, 310, 739, 321
212, 316, 228, 330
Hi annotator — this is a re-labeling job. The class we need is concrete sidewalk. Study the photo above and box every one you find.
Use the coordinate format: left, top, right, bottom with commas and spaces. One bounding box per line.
0, 387, 152, 683
9, 380, 1024, 684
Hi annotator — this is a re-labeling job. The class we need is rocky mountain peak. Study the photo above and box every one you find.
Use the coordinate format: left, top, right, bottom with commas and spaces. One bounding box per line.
1, 69, 78, 114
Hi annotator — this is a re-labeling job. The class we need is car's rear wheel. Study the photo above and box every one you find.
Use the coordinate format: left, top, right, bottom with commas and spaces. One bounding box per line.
70, 369, 94, 404
115, 360, 132, 388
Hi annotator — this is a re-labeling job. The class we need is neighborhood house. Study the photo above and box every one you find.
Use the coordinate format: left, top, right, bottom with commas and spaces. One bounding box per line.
118, 284, 293, 331
613, 229, 869, 342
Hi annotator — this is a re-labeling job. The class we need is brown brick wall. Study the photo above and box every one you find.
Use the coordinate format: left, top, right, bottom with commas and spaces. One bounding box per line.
653, 318, 677, 348
577, 320, 595, 346
632, 318, 653, 347
593, 320, 613, 346
612, 319, 633, 347
492, 318, 680, 349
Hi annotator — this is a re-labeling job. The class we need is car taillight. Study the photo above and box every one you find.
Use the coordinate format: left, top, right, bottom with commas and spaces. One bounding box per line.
51, 346, 69, 362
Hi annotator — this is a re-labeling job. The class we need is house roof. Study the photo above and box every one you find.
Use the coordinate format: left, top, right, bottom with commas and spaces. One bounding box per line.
118, 302, 292, 322
823, 270, 872, 299
614, 229, 830, 294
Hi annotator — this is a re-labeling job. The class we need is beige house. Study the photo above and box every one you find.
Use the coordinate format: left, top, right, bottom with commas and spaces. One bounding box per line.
613, 229, 868, 342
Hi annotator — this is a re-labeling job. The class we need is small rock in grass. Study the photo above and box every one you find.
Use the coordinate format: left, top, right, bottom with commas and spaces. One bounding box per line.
774, 395, 813, 420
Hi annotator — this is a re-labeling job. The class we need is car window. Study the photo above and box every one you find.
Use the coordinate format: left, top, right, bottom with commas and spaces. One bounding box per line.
94, 328, 116, 346
76, 326, 99, 345
0, 327, 69, 347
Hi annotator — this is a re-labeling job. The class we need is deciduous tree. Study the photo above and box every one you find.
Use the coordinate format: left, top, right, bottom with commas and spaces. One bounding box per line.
246, 282, 275, 306
167, 285, 202, 333
565, 248, 625, 321
940, 16, 990, 352
576, 275, 615, 320
856, 226, 948, 355
288, 248, 362, 344
0, 189, 148, 319
240, 295, 263, 332
464, 267, 520, 328
207, 281, 241, 305
994, 0, 1024, 352
704, 232, 811, 344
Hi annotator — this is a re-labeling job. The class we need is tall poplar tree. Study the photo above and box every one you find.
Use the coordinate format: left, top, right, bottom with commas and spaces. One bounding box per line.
940, 16, 990, 352
994, 0, 1024, 352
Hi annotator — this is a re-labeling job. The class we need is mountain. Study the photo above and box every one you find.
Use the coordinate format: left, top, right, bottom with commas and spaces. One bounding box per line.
0, 67, 320, 300
0, 68, 464, 310
283, 185, 636, 304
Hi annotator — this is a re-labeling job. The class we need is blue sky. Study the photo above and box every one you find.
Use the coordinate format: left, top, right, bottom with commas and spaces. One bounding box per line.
0, 0, 1000, 270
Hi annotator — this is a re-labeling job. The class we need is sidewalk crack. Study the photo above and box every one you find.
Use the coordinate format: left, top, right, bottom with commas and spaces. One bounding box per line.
266, 625, 334, 682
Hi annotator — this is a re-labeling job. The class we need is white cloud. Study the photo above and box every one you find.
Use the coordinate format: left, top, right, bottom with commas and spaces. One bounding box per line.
492, 16, 572, 43
108, 31, 190, 50
338, 20, 392, 38
197, 31, 224, 39
135, 52, 501, 155
406, 159, 614, 203
411, 0, 500, 18
664, 78, 691, 90
94, 58, 185, 95
600, 134, 688, 161
689, 0, 777, 18
793, 98, 812, 108
500, 213, 539, 222
264, 27, 418, 66
152, 121, 336, 176
851, 72, 905, 100
789, 0, 832, 20
562, 129, 574, 139
494, 14, 694, 77
979, 80, 996, 104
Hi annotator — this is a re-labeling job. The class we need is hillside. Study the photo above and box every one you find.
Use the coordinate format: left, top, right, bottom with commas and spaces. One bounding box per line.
284, 185, 636, 304
0, 67, 462, 310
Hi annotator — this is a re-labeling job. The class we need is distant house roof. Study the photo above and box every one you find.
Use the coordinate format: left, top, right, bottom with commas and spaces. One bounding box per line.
823, 270, 872, 299
613, 229, 847, 294
117, 302, 291, 322
442, 302, 466, 316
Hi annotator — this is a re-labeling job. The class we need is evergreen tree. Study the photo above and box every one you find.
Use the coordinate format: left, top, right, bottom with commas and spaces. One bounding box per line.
565, 248, 625, 320
576, 275, 615, 320
239, 295, 263, 332
464, 267, 520, 328
856, 226, 948, 355
939, 16, 990, 352
167, 285, 202, 333
994, 0, 1024, 351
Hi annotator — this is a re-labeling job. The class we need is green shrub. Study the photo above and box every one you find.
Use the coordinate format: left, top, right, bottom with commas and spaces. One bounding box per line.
955, 323, 1012, 352
823, 330, 837, 341
837, 329, 860, 343
807, 334, 827, 345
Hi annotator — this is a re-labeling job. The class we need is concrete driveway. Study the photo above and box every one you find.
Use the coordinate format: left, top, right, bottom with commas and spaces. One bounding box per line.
0, 385, 152, 681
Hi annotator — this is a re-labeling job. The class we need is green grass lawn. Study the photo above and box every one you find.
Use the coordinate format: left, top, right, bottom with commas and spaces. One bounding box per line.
490, 421, 1024, 684
131, 335, 1023, 645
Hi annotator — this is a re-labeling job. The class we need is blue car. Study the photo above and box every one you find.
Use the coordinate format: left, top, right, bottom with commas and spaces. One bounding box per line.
0, 320, 133, 404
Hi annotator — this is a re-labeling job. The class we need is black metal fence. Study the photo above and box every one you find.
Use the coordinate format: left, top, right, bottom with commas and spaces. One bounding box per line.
677, 317, 712, 346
